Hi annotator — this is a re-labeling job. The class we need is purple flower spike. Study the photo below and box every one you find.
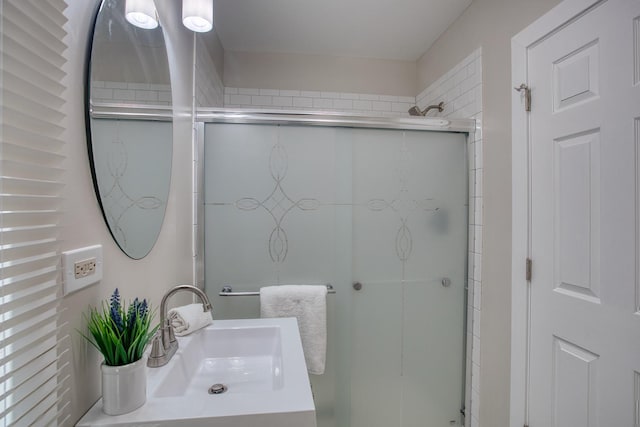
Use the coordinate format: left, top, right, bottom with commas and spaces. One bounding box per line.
109, 289, 124, 333
139, 299, 148, 317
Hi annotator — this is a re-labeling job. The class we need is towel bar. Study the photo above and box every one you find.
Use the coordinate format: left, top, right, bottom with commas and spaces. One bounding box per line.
219, 284, 335, 296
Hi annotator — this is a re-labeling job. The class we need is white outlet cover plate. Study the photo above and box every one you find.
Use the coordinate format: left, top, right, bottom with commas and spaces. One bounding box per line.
62, 245, 103, 296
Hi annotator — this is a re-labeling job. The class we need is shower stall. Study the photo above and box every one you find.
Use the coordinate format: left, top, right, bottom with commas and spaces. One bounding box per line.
199, 111, 473, 427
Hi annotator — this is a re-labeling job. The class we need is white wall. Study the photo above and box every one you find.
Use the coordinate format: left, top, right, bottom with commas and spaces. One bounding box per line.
415, 1, 561, 426
223, 51, 417, 97
62, 0, 194, 422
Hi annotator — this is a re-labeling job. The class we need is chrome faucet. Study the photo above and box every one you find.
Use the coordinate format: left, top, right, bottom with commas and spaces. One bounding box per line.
147, 284, 212, 368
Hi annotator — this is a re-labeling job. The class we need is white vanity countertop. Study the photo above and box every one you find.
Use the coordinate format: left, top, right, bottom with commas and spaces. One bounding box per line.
76, 318, 316, 427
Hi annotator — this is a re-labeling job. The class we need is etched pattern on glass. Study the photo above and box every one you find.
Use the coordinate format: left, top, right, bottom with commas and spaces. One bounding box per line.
211, 129, 438, 273
101, 123, 163, 247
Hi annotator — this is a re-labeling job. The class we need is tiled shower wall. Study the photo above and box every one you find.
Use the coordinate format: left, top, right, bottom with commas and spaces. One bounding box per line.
91, 80, 172, 105
224, 87, 415, 117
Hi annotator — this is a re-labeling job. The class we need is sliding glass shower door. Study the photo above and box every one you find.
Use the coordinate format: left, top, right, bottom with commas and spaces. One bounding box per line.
203, 123, 468, 427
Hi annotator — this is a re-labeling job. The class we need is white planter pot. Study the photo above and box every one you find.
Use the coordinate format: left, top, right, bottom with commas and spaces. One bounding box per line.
101, 358, 147, 415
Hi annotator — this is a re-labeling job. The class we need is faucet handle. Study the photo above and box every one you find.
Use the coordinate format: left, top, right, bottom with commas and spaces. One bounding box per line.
148, 334, 165, 366
167, 322, 177, 346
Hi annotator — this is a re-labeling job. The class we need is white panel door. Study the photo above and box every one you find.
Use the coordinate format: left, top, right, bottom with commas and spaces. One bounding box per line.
528, 0, 640, 425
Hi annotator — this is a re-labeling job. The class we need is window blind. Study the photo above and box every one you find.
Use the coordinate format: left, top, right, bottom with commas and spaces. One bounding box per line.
1, 0, 71, 426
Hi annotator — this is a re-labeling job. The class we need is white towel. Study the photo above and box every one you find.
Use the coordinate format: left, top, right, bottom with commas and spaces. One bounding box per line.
260, 285, 327, 375
168, 303, 212, 336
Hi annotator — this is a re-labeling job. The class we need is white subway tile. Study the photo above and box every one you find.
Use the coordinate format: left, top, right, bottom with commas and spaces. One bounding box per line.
353, 100, 372, 110
340, 92, 360, 100
150, 83, 170, 91
135, 90, 158, 101
473, 308, 481, 338
461, 76, 478, 95
229, 94, 252, 105
225, 87, 238, 95
293, 97, 313, 108
239, 88, 260, 95
391, 102, 412, 113
259, 89, 279, 96
91, 81, 105, 88
468, 225, 476, 253
471, 390, 480, 420
128, 82, 151, 90
224, 94, 230, 105
379, 94, 398, 102
471, 362, 481, 392
321, 91, 340, 99
92, 87, 113, 99
158, 91, 172, 102
474, 169, 483, 198
279, 89, 300, 97
332, 99, 354, 110
104, 81, 128, 89
358, 93, 379, 101
474, 280, 482, 310
472, 198, 481, 227
312, 98, 333, 109
251, 95, 272, 106
301, 90, 321, 98
472, 335, 480, 364
272, 96, 293, 107
371, 101, 391, 112
474, 141, 483, 169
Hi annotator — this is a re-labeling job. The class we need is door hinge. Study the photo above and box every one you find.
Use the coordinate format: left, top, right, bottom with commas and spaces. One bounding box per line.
514, 83, 531, 112
526, 258, 532, 281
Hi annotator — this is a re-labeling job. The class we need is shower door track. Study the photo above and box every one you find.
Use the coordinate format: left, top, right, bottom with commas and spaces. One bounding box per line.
196, 108, 476, 133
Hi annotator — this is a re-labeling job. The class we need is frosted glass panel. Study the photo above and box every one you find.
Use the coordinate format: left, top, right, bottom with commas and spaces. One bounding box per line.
91, 119, 172, 259
204, 123, 467, 427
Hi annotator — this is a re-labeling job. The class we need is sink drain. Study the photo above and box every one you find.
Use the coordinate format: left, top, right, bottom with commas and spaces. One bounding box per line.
208, 383, 228, 395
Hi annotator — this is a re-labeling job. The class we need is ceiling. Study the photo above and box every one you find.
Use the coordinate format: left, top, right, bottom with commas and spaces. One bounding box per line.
212, 0, 473, 61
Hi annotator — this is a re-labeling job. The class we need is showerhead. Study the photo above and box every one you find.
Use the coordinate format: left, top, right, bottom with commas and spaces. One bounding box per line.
408, 106, 423, 116
407, 101, 445, 117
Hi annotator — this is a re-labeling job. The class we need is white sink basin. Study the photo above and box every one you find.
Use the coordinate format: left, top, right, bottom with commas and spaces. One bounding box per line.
154, 325, 284, 397
76, 318, 316, 427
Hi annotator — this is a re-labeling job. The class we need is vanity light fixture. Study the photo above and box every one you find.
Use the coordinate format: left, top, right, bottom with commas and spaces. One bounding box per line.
182, 0, 213, 32
125, 0, 159, 29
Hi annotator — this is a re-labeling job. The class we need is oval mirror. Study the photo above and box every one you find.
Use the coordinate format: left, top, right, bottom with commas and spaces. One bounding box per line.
86, 0, 173, 259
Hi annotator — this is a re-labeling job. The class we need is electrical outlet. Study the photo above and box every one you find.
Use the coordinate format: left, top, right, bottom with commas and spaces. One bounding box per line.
63, 245, 103, 296
74, 258, 97, 279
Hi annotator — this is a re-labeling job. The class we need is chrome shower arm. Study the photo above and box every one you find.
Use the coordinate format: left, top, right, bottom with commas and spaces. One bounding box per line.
408, 101, 445, 116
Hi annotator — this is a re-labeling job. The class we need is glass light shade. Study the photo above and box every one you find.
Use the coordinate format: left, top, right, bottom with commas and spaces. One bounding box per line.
182, 0, 213, 32
125, 0, 159, 29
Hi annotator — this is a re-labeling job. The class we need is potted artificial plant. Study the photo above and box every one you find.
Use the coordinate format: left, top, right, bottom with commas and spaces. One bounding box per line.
81, 289, 159, 415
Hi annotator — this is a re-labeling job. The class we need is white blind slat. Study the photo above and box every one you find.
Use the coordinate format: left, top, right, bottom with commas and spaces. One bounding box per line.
1, 160, 65, 182
5, 2, 67, 49
3, 123, 66, 150
1, 0, 70, 425
0, 314, 61, 368
1, 142, 66, 166
0, 309, 58, 351
2, 8, 66, 67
